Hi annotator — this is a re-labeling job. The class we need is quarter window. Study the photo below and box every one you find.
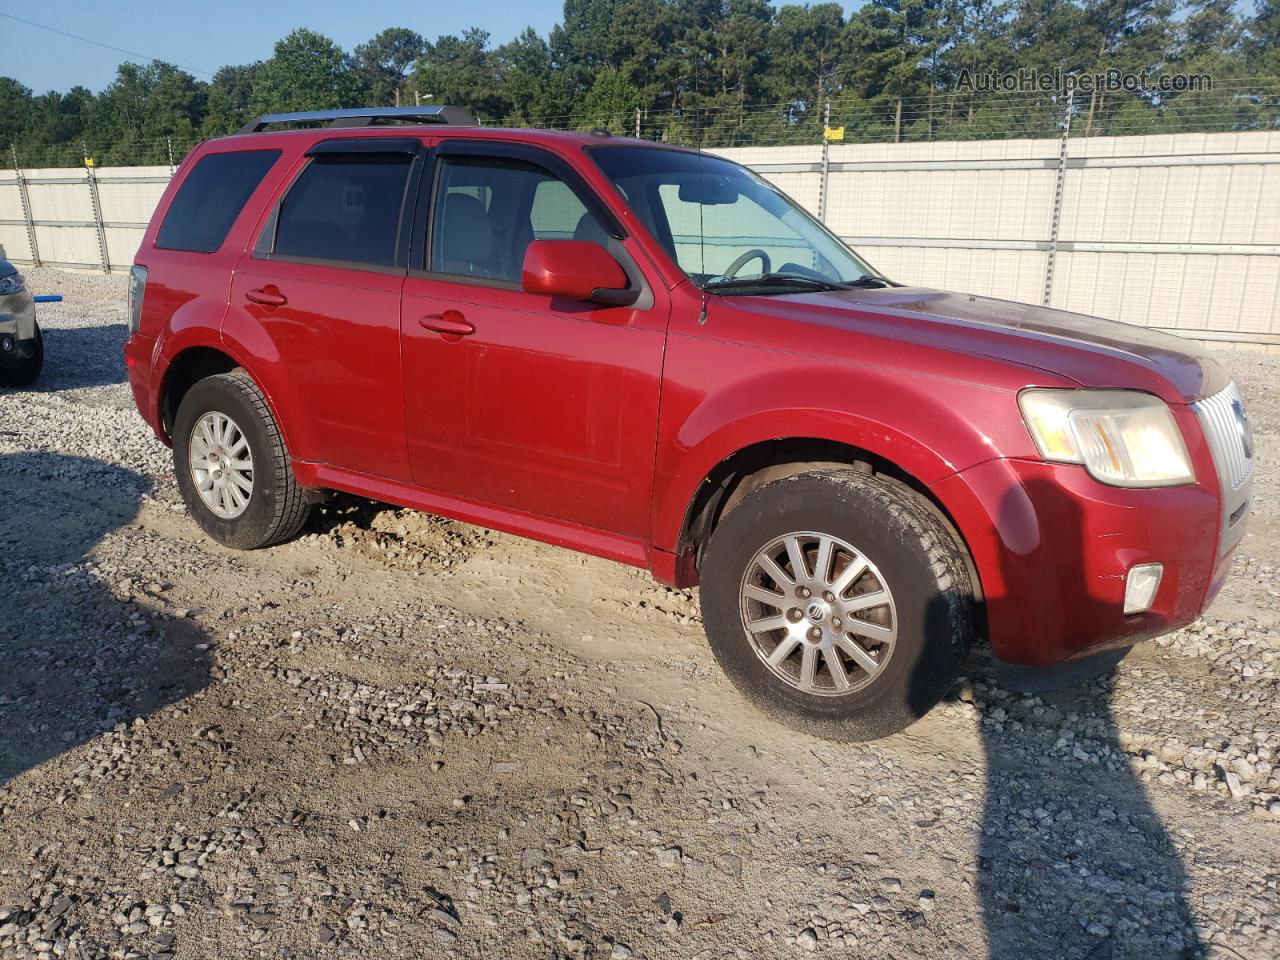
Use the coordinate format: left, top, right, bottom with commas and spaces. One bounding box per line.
273, 154, 413, 267
156, 150, 279, 253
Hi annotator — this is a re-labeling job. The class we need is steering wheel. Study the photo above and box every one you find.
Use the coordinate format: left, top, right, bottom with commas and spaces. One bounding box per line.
722, 248, 771, 278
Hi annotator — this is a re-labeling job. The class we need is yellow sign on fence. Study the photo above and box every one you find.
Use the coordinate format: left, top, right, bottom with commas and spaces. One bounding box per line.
823, 125, 845, 141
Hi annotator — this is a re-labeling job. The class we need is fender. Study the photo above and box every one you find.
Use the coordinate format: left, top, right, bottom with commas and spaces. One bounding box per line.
650, 359, 1040, 554
150, 296, 235, 439
215, 311, 318, 465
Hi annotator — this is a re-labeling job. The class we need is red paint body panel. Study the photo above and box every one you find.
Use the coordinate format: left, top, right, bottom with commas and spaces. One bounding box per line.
126, 125, 1248, 670
401, 275, 667, 536
228, 261, 410, 481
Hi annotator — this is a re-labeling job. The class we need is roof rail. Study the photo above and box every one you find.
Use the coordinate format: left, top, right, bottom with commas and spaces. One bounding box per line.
236, 106, 477, 135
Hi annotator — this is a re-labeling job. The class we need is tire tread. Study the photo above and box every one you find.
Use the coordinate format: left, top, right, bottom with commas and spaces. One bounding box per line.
219, 369, 309, 547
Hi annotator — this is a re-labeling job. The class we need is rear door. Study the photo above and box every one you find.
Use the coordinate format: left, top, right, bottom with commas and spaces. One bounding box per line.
229, 139, 421, 481
400, 141, 669, 538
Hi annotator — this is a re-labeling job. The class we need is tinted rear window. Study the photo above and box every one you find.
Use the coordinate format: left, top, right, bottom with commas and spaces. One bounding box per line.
273, 154, 413, 268
156, 150, 279, 253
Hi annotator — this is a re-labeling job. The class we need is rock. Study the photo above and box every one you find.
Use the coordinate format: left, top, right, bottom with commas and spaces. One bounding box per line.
657, 847, 682, 868
1225, 772, 1250, 799
797, 928, 818, 951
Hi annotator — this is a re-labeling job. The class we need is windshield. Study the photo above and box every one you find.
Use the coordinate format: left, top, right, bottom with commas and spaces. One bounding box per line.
589, 146, 884, 292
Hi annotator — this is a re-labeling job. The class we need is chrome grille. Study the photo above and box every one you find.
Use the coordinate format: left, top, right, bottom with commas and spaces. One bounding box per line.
1194, 382, 1254, 491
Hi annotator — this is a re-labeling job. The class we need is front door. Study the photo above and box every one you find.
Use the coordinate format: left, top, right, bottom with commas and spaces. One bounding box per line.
400, 146, 668, 538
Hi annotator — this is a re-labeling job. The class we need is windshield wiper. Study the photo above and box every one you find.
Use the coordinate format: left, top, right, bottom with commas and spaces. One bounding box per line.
844, 275, 892, 288
704, 273, 850, 294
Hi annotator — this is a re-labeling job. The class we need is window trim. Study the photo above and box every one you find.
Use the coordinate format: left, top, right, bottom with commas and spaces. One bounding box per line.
251, 142, 425, 274
410, 141, 648, 308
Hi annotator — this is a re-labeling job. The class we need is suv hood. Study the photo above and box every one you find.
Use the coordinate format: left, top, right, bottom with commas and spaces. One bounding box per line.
745, 286, 1228, 403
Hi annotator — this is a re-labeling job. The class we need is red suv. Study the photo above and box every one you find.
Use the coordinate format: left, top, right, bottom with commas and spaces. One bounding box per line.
125, 106, 1254, 739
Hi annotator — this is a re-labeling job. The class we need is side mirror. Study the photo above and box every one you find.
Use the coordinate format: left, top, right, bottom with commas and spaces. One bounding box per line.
522, 240, 637, 306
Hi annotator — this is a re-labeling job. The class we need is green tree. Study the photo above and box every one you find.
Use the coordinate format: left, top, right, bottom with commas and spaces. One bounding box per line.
250, 29, 359, 114
82, 62, 206, 163
493, 28, 573, 125
845, 0, 948, 140
768, 3, 847, 125
354, 28, 426, 106
412, 29, 503, 120
0, 78, 33, 150
1243, 0, 1280, 78
203, 64, 262, 136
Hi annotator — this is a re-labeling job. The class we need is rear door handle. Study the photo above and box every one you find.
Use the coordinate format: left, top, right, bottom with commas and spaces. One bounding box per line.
246, 286, 287, 307
420, 311, 475, 338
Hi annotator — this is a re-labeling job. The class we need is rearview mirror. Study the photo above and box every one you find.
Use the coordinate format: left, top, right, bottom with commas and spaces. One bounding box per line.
678, 176, 740, 205
522, 240, 637, 306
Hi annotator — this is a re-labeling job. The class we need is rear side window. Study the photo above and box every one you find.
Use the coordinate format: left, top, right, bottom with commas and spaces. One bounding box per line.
156, 150, 279, 253
273, 154, 413, 268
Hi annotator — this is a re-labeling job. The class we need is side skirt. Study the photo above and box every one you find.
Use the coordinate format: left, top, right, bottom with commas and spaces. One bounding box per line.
295, 461, 655, 573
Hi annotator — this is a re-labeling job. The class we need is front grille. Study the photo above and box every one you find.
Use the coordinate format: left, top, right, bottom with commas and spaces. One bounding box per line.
1194, 382, 1254, 491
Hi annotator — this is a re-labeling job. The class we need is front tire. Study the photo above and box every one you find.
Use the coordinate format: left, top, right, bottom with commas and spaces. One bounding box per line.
700, 470, 974, 740
0, 322, 43, 388
173, 370, 310, 549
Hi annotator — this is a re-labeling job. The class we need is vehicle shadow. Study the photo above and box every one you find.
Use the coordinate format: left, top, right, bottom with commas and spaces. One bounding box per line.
969, 478, 1203, 959
30, 323, 130, 391
0, 451, 210, 784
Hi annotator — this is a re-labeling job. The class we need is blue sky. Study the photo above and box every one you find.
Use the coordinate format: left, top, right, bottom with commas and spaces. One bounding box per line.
0, 1, 860, 95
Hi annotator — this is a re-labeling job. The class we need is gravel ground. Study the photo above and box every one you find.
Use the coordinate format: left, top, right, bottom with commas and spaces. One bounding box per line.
1, 267, 1277, 960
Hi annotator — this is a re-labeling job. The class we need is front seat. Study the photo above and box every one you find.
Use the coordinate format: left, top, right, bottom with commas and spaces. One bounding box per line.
573, 212, 611, 248
439, 193, 494, 275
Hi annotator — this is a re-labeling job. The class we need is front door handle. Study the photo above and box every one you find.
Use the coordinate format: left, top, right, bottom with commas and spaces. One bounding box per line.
420, 311, 475, 339
245, 286, 287, 307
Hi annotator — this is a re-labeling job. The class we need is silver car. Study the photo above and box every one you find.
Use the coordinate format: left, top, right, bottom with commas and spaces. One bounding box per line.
0, 257, 41, 386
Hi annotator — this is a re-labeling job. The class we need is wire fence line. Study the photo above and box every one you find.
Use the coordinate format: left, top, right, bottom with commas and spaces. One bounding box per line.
1, 104, 1277, 350
3, 79, 1279, 169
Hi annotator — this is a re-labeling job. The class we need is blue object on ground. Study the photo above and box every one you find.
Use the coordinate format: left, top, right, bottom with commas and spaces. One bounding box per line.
33, 294, 63, 303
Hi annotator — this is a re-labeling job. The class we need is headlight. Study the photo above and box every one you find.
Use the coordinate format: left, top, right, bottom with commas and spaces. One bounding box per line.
1018, 389, 1194, 487
0, 272, 25, 296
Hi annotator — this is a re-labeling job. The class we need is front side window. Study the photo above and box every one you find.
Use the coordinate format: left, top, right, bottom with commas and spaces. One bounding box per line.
273, 153, 413, 267
591, 146, 883, 292
157, 149, 279, 253
430, 156, 608, 282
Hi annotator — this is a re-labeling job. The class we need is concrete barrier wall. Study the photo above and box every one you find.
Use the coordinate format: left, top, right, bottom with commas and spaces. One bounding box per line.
0, 165, 170, 271
3, 131, 1278, 348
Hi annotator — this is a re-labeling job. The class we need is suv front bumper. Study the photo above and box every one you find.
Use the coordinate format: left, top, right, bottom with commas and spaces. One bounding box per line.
935, 455, 1243, 667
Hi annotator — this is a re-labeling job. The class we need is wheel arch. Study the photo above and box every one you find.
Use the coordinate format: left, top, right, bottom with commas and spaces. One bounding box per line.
157, 334, 311, 467
670, 436, 984, 607
157, 345, 240, 438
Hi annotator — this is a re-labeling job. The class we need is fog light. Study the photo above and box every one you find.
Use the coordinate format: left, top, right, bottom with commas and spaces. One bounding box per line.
1124, 563, 1163, 614
1, 336, 12, 352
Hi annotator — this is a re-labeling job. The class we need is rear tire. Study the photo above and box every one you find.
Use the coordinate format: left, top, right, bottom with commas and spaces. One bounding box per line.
173, 370, 310, 549
700, 469, 974, 740
0, 322, 43, 388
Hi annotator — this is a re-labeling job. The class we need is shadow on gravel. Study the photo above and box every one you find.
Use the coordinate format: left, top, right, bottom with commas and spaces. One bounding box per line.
0, 451, 209, 784
977, 479, 1202, 959
30, 323, 129, 391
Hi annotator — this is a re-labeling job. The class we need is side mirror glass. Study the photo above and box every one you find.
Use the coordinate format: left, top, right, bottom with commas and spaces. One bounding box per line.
521, 240, 637, 306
